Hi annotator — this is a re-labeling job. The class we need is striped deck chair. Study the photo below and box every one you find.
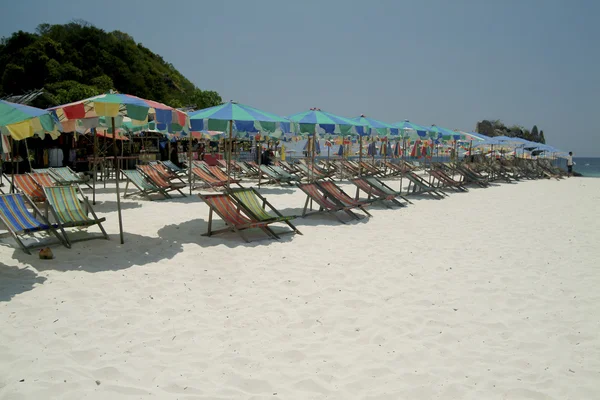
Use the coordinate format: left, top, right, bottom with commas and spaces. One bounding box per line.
207, 166, 242, 186
138, 165, 186, 197
160, 160, 188, 177
191, 167, 228, 191
150, 162, 185, 184
0, 193, 69, 254
278, 160, 299, 174
351, 178, 404, 209
198, 193, 280, 242
364, 177, 412, 205
404, 171, 446, 199
258, 165, 294, 186
30, 172, 59, 189
317, 181, 373, 217
49, 167, 91, 188
428, 169, 468, 192
235, 161, 259, 177
270, 165, 301, 182
230, 188, 301, 236
43, 186, 108, 245
32, 168, 51, 174
297, 182, 360, 223
121, 170, 168, 200
11, 174, 46, 203
218, 159, 241, 172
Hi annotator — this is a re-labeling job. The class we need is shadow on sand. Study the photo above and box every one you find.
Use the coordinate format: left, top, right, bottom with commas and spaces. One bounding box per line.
0, 263, 47, 302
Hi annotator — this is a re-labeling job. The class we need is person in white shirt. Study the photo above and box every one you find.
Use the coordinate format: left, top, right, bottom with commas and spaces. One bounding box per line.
567, 152, 573, 177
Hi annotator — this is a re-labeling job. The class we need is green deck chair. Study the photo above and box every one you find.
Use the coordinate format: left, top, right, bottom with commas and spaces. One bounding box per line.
44, 186, 109, 245
230, 188, 301, 236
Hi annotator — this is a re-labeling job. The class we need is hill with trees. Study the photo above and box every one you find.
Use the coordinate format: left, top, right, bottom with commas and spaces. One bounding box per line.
0, 21, 221, 109
475, 120, 546, 144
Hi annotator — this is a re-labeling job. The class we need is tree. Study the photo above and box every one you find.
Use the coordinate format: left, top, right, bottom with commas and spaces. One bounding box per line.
2, 64, 26, 93
531, 125, 539, 142
539, 130, 546, 144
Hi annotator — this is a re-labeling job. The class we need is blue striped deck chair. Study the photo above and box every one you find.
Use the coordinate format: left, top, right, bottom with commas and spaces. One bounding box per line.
32, 168, 51, 174
0, 193, 69, 254
121, 170, 169, 200
43, 186, 108, 245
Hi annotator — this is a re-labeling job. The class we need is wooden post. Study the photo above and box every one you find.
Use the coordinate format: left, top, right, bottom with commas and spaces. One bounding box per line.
112, 117, 124, 244
188, 130, 193, 195
359, 135, 363, 177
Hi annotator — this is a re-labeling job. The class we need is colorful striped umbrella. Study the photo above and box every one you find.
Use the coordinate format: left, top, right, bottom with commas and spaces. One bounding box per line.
350, 115, 398, 137
287, 108, 361, 136
0, 100, 61, 140
49, 93, 188, 244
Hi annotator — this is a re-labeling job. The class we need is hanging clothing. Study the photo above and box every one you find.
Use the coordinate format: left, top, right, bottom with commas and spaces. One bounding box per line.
48, 148, 64, 167
69, 149, 77, 163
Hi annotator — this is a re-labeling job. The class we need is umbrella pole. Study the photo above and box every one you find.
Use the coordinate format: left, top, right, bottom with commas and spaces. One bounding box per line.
10, 137, 15, 193
188, 130, 193, 195
103, 132, 107, 188
92, 128, 98, 205
112, 117, 124, 244
227, 120, 233, 191
400, 137, 406, 194
359, 135, 363, 177
258, 137, 262, 187
24, 138, 32, 172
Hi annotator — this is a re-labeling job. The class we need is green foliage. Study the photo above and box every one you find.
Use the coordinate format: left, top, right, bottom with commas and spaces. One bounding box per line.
0, 22, 222, 110
539, 130, 545, 144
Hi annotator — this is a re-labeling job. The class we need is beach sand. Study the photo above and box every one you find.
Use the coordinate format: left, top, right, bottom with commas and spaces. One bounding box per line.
1, 177, 599, 399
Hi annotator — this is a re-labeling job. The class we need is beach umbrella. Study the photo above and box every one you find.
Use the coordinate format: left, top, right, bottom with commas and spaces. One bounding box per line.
0, 100, 62, 190
49, 93, 188, 244
287, 108, 361, 182
351, 114, 397, 176
393, 120, 429, 137
189, 101, 288, 188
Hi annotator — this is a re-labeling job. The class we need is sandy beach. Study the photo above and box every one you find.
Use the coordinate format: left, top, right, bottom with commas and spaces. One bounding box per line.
1, 177, 599, 399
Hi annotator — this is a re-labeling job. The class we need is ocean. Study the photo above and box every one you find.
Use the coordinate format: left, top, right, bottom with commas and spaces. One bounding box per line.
573, 157, 600, 177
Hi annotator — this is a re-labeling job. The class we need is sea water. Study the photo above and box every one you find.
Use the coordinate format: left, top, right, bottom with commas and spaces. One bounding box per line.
573, 157, 600, 177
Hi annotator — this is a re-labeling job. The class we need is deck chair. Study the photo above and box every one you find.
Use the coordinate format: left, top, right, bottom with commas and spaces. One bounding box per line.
43, 186, 108, 245
404, 171, 446, 199
30, 172, 59, 188
49, 167, 91, 188
10, 174, 46, 203
317, 181, 373, 217
138, 165, 186, 197
297, 182, 361, 223
271, 165, 301, 182
191, 167, 228, 190
279, 160, 299, 174
198, 193, 281, 242
258, 165, 295, 186
296, 163, 330, 180
364, 177, 412, 205
160, 160, 188, 177
150, 162, 187, 185
428, 170, 469, 192
32, 168, 51, 174
230, 187, 301, 236
0, 193, 69, 254
236, 161, 259, 177
207, 166, 242, 186
121, 169, 168, 200
351, 177, 408, 208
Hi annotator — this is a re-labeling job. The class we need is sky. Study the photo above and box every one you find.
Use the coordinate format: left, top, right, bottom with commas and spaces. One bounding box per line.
1, 0, 598, 156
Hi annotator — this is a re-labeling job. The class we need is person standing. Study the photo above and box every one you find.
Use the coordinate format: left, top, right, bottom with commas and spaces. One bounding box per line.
567, 151, 574, 177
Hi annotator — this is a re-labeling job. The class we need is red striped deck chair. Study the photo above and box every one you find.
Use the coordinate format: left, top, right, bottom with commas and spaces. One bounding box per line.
207, 166, 242, 186
317, 181, 373, 217
296, 182, 360, 223
191, 167, 227, 190
199, 193, 280, 242
12, 174, 45, 202
351, 178, 404, 209
138, 165, 186, 197
30, 172, 59, 189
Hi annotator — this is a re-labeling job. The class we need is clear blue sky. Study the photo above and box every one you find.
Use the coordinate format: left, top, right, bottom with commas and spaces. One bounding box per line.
1, 0, 598, 155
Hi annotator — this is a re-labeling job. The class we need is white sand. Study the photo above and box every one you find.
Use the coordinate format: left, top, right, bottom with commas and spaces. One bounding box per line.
1, 177, 599, 399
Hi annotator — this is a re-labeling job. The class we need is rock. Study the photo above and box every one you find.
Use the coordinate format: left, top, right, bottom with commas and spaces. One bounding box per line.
39, 247, 53, 260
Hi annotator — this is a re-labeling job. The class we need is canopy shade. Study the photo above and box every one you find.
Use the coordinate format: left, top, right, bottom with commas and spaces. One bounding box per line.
188, 101, 289, 135
393, 120, 430, 137
287, 108, 361, 135
351, 115, 398, 136
0, 100, 61, 140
